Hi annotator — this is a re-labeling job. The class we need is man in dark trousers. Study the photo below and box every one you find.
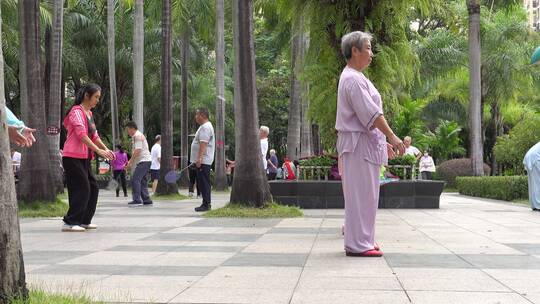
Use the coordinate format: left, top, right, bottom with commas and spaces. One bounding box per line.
190, 108, 215, 212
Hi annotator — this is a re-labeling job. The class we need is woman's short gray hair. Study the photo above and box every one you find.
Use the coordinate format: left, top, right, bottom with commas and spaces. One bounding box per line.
260, 125, 270, 135
341, 31, 373, 60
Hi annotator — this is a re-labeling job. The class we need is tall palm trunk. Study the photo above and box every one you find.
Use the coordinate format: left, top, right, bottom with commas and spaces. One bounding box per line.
47, 0, 65, 194
133, 0, 144, 132
214, 0, 227, 190
179, 28, 190, 185
286, 16, 304, 161
489, 101, 503, 175
230, 0, 272, 207
18, 0, 55, 203
467, 0, 484, 176
156, 0, 178, 194
300, 31, 311, 158
0, 6, 28, 302
107, 0, 120, 147
300, 85, 312, 158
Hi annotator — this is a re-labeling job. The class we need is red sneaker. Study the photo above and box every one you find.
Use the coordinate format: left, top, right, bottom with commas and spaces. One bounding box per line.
346, 249, 384, 257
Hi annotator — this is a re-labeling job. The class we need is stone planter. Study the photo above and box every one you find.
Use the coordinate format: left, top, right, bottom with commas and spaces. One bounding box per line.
269, 180, 444, 209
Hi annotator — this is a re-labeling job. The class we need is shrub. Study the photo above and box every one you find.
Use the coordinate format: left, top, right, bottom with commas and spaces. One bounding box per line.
456, 176, 528, 201
437, 158, 491, 187
388, 154, 417, 179
494, 114, 540, 175
299, 155, 336, 167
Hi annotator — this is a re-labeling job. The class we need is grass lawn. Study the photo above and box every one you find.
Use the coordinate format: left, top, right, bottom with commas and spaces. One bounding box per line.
151, 192, 189, 201
204, 202, 303, 218
443, 187, 458, 193
10, 290, 97, 304
18, 197, 67, 218
512, 199, 530, 206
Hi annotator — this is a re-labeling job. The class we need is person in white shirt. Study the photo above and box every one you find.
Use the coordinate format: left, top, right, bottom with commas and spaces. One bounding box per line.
419, 150, 436, 180
259, 126, 269, 172
11, 149, 21, 173
150, 135, 162, 194
191, 108, 215, 212
404, 136, 421, 160
126, 121, 153, 206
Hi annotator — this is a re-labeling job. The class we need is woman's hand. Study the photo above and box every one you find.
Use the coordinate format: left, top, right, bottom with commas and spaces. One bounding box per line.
8, 126, 28, 146
388, 134, 405, 156
9, 126, 36, 147
96, 149, 115, 160
387, 143, 396, 160
21, 127, 37, 146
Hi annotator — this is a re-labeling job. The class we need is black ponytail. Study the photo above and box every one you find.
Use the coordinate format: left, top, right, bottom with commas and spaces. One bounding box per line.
116, 144, 124, 153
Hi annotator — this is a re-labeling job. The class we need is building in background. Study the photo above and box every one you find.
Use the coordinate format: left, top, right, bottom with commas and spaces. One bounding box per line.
525, 0, 540, 31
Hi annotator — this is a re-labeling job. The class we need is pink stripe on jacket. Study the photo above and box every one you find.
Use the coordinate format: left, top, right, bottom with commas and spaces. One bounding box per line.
63, 105, 100, 159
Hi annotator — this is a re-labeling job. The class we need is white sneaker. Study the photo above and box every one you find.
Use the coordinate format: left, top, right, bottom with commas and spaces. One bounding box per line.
80, 223, 97, 229
62, 224, 86, 232
188, 192, 194, 197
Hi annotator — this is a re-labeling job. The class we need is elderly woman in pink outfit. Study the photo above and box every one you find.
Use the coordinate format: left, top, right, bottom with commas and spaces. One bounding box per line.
336, 31, 405, 257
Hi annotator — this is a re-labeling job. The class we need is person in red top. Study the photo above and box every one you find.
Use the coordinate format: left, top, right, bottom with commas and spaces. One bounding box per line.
62, 84, 115, 232
282, 158, 296, 180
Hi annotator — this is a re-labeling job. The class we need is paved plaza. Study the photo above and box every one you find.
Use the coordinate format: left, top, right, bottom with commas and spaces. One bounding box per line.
20, 190, 540, 304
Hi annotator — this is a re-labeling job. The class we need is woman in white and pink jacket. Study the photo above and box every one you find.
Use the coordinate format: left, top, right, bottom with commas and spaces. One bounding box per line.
62, 84, 115, 232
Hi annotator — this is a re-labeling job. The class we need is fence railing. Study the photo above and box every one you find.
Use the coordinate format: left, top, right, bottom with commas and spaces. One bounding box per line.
297, 166, 332, 180
297, 164, 419, 180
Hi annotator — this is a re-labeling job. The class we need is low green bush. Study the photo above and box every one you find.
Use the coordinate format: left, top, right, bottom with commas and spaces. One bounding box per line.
456, 176, 528, 201
299, 155, 336, 167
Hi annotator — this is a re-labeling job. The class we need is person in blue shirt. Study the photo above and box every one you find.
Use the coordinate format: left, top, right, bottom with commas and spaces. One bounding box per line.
5, 106, 36, 147
524, 141, 540, 211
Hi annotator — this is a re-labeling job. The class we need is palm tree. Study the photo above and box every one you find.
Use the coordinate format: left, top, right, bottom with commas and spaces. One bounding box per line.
214, 0, 227, 190
107, 0, 120, 147
467, 0, 484, 176
0, 5, 28, 302
133, 0, 144, 132
46, 0, 65, 194
286, 15, 303, 161
179, 27, 190, 185
18, 0, 56, 203
230, 0, 272, 207
300, 90, 312, 157
156, 0, 178, 194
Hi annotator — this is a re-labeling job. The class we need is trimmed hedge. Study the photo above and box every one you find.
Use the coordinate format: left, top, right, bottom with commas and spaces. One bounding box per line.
456, 176, 528, 201
437, 158, 491, 187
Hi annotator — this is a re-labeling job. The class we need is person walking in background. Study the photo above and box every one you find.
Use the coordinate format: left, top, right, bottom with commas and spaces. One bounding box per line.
188, 160, 201, 198
260, 126, 269, 173
112, 144, 129, 197
191, 108, 215, 212
11, 148, 21, 173
404, 136, 421, 160
62, 84, 115, 232
150, 135, 162, 195
226, 159, 235, 186
267, 149, 278, 180
336, 31, 405, 257
419, 150, 436, 180
125, 121, 153, 206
